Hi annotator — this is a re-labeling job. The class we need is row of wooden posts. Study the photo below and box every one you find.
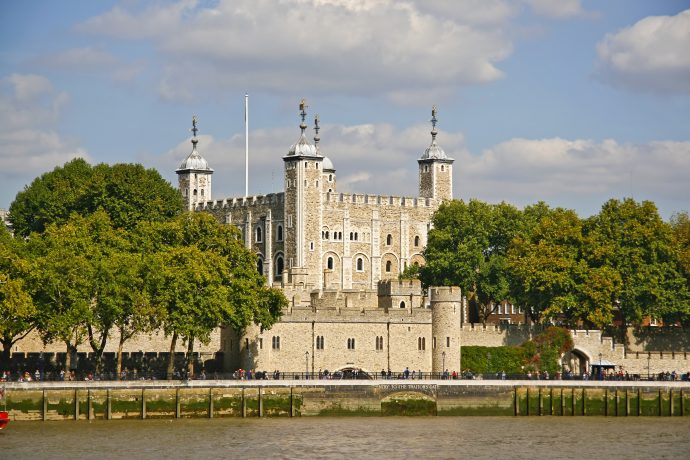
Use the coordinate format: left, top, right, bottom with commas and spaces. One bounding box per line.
514, 387, 686, 416
41, 387, 298, 420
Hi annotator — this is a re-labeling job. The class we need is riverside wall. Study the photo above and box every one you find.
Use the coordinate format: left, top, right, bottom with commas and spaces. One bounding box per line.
2, 380, 689, 420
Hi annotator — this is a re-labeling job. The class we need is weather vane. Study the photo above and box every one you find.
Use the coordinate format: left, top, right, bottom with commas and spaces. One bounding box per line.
191, 115, 199, 137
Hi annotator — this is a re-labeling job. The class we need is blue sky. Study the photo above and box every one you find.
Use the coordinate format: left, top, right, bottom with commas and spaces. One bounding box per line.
1, 0, 689, 219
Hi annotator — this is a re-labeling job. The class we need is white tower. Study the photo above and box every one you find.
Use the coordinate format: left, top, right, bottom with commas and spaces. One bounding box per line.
176, 116, 213, 210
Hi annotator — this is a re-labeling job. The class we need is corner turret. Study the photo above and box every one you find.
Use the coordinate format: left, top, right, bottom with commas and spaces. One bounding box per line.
176, 116, 213, 210
418, 106, 453, 201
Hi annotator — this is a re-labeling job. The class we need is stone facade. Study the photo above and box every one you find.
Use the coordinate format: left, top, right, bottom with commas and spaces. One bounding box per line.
197, 103, 458, 374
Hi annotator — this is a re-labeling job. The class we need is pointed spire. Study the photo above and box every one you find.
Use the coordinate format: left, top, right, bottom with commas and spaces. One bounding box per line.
313, 114, 320, 151
299, 98, 308, 135
430, 105, 438, 143
191, 115, 199, 149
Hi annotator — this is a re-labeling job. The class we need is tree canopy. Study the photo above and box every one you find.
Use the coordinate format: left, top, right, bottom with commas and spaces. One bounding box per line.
10, 159, 183, 237
420, 198, 689, 328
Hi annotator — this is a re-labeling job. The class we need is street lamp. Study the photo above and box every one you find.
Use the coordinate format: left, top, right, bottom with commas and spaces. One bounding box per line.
305, 351, 310, 379
442, 351, 446, 379
599, 353, 604, 380
647, 353, 651, 380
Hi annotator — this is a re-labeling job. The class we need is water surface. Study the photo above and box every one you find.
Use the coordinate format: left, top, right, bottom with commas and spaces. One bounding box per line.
3, 417, 689, 459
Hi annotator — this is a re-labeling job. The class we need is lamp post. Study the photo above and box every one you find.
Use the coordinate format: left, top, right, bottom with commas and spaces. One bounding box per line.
305, 351, 310, 379
599, 353, 604, 380
442, 351, 446, 379
647, 353, 651, 380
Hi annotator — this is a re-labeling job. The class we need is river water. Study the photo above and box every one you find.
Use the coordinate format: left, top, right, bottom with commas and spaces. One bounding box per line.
3, 417, 689, 459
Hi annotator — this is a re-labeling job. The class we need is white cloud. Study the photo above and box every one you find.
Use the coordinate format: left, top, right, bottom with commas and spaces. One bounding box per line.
461, 137, 690, 216
0, 74, 89, 180
145, 122, 688, 219
595, 9, 690, 93
77, 0, 514, 102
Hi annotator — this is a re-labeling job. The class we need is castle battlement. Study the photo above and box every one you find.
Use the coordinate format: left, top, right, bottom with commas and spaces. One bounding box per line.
196, 192, 285, 210
377, 279, 423, 296
429, 286, 462, 303
325, 192, 433, 208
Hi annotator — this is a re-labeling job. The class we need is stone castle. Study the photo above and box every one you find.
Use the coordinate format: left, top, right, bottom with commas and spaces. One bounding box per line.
178, 102, 460, 375
9, 102, 688, 378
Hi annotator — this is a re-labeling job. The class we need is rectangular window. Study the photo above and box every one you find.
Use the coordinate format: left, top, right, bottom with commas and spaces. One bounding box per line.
259, 338, 263, 350
433, 337, 436, 349
287, 215, 293, 228
446, 337, 450, 348
272, 336, 280, 350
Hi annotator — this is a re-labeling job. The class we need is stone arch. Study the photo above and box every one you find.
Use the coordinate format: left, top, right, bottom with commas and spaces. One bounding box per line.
323, 251, 341, 289
330, 365, 374, 380
274, 252, 285, 280
352, 252, 370, 288
381, 253, 399, 279
409, 253, 425, 267
561, 347, 592, 376
256, 253, 265, 276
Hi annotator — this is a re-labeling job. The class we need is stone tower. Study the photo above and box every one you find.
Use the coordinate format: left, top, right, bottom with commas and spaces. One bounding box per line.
430, 286, 462, 374
283, 100, 324, 288
418, 106, 453, 201
176, 116, 213, 210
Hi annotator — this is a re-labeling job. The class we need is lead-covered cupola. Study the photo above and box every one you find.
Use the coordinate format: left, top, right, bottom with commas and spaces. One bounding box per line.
176, 116, 213, 209
418, 106, 454, 201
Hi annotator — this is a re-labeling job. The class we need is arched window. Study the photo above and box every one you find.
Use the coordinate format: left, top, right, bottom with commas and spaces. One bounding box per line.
328, 174, 332, 181
349, 232, 353, 240
275, 255, 284, 279
354, 232, 358, 241
200, 189, 204, 197
325, 231, 329, 239
414, 236, 420, 247
386, 234, 392, 245
257, 258, 263, 275
356, 257, 363, 271
386, 261, 392, 272
193, 189, 198, 196
256, 226, 262, 243
277, 225, 283, 241
400, 301, 406, 309
327, 257, 334, 270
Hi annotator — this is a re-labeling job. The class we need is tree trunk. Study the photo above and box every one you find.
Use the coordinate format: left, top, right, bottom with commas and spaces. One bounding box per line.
186, 335, 195, 379
65, 342, 78, 377
1, 338, 12, 371
166, 332, 178, 380
88, 325, 109, 376
116, 335, 125, 381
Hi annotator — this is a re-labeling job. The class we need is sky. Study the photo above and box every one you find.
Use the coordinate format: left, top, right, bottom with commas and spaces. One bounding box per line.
1, 0, 689, 219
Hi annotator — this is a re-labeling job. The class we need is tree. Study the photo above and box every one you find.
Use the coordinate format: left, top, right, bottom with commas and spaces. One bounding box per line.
10, 159, 182, 237
28, 214, 101, 372
670, 211, 690, 292
507, 207, 621, 328
584, 199, 689, 325
138, 213, 286, 379
0, 227, 37, 369
420, 199, 522, 324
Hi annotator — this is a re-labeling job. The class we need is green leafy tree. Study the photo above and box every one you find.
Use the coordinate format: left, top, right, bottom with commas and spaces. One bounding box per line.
670, 211, 690, 293
0, 228, 37, 368
421, 199, 522, 324
138, 213, 286, 379
10, 159, 182, 237
508, 207, 621, 328
28, 214, 101, 372
584, 199, 689, 325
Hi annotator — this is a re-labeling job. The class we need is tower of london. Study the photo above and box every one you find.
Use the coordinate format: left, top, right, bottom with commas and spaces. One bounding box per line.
177, 101, 462, 375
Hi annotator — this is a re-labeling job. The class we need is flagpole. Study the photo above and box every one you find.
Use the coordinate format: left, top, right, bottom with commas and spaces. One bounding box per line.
245, 93, 249, 197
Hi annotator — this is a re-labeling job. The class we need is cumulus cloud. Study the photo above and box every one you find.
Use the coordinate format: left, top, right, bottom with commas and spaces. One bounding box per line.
145, 117, 687, 218
461, 137, 690, 216
0, 74, 89, 182
595, 9, 690, 93
77, 0, 514, 102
